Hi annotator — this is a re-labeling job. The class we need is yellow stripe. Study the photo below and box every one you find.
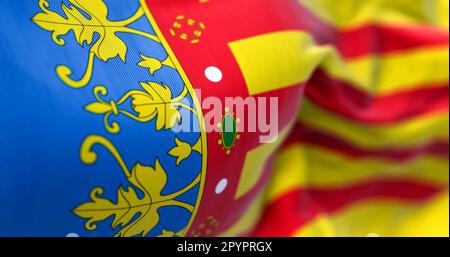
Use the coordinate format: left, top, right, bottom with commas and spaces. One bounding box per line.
344, 47, 449, 95
235, 124, 293, 199
299, 99, 449, 149
299, 0, 449, 29
317, 46, 449, 96
266, 144, 308, 203
399, 189, 449, 236
437, 0, 450, 28
219, 189, 266, 237
293, 190, 449, 236
229, 30, 329, 95
229, 31, 448, 96
299, 45, 448, 97
266, 143, 449, 203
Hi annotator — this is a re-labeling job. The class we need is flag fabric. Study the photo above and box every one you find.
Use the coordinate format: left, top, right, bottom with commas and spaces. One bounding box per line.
247, 0, 449, 237
0, 0, 448, 237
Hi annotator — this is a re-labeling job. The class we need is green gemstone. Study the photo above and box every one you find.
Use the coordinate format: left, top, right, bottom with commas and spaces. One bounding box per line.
222, 113, 237, 149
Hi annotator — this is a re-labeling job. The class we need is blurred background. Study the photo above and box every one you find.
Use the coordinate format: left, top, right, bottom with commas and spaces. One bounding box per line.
245, 0, 449, 237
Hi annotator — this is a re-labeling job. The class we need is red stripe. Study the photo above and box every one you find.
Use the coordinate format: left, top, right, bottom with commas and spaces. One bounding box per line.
250, 180, 444, 236
283, 123, 449, 161
335, 24, 449, 59
304, 70, 449, 124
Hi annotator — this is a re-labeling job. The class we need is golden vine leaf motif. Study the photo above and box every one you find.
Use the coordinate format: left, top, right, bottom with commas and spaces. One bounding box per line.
32, 0, 160, 88
74, 135, 200, 237
168, 138, 192, 166
32, 0, 127, 62
168, 137, 202, 166
83, 84, 193, 134
131, 82, 183, 130
138, 54, 162, 75
137, 54, 176, 75
73, 160, 168, 237
158, 229, 176, 237
157, 228, 185, 237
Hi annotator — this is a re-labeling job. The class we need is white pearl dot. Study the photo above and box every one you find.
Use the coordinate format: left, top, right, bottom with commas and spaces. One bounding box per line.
215, 178, 228, 194
66, 233, 79, 237
205, 66, 223, 83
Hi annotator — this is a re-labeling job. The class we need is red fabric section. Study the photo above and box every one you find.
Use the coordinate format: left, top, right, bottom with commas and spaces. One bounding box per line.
283, 123, 449, 161
251, 180, 444, 236
335, 24, 449, 58
304, 70, 449, 124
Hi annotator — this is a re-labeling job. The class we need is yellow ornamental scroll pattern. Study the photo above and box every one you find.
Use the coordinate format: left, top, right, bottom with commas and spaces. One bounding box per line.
74, 135, 201, 237
32, 0, 159, 88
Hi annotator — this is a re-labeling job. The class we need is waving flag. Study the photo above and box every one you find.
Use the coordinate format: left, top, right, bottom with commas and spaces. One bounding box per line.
0, 0, 448, 237
249, 0, 449, 237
